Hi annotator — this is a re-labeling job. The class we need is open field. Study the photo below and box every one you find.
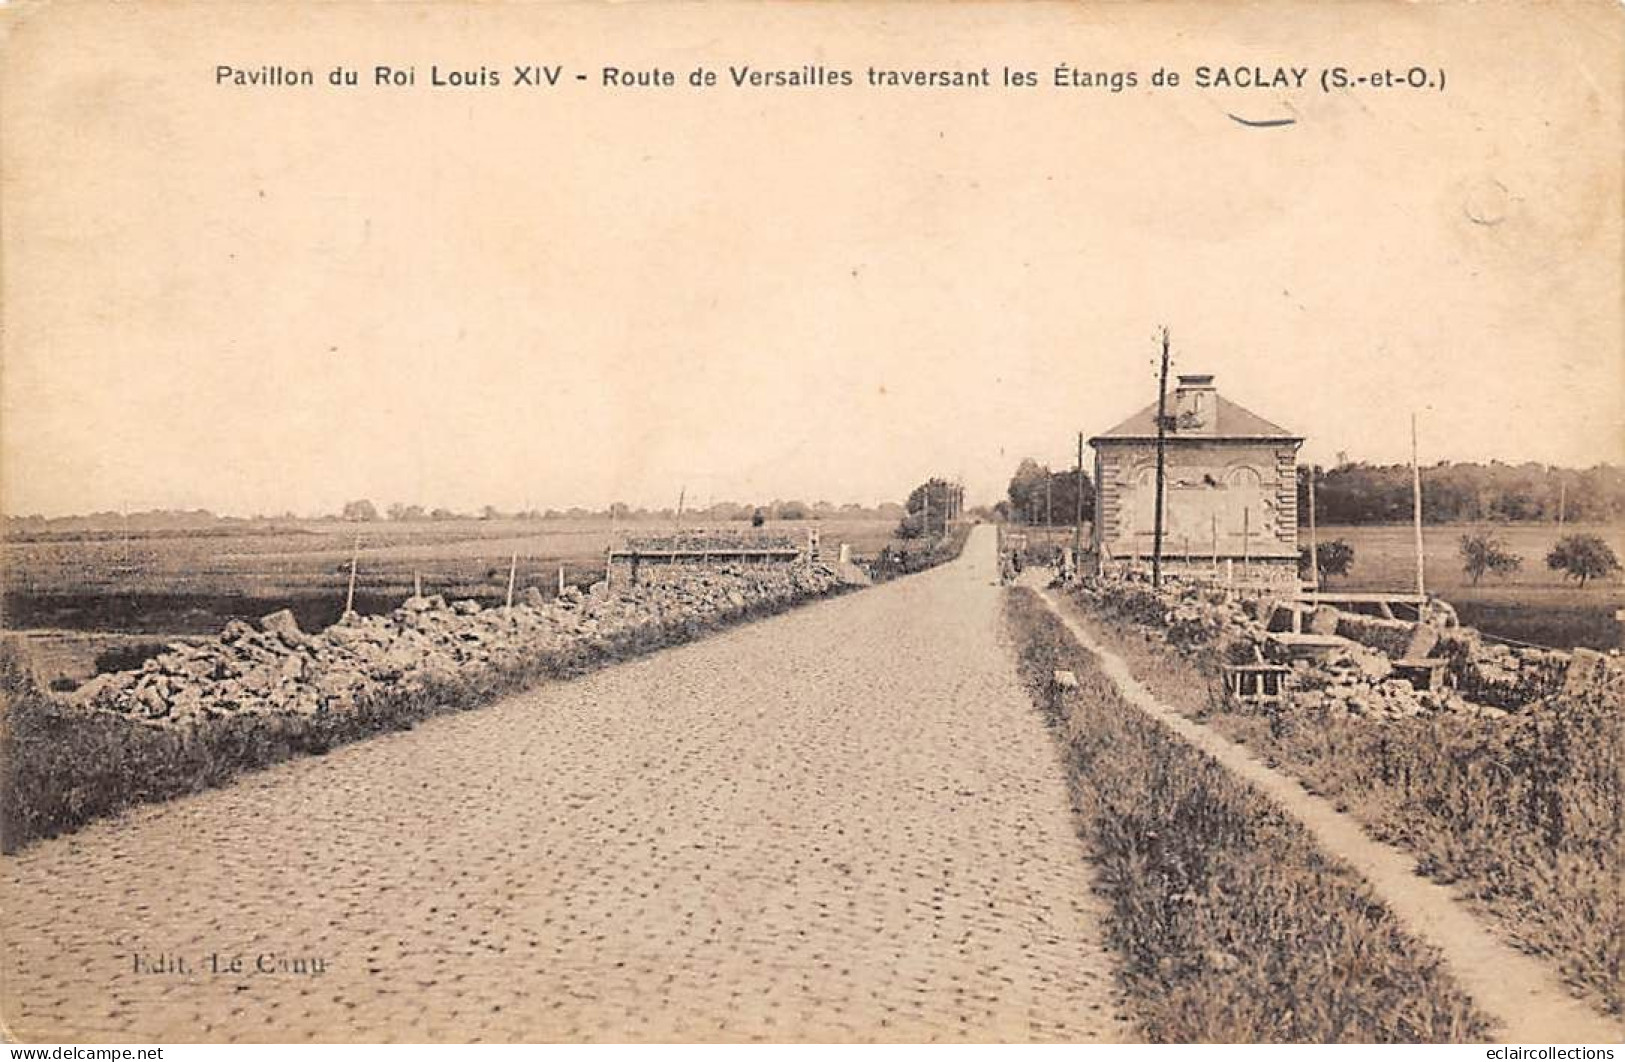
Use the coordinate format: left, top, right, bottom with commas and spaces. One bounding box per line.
1315, 522, 1624, 650
2, 516, 900, 685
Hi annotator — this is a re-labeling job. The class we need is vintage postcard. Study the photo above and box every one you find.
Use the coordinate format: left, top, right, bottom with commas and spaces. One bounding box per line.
1, 0, 1621, 1047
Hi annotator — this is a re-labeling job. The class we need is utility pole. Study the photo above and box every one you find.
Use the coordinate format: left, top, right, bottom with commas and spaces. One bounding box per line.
1151, 326, 1171, 589
1307, 463, 1320, 591
1045, 475, 1053, 528
1073, 431, 1085, 568
1411, 412, 1426, 597
1558, 480, 1567, 530
675, 486, 686, 530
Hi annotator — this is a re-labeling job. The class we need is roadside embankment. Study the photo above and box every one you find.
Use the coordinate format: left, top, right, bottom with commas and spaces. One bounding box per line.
1002, 586, 1491, 1043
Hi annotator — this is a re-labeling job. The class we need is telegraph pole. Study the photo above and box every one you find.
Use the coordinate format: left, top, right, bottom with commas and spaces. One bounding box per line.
1307, 463, 1321, 591
1411, 413, 1426, 597
1151, 326, 1171, 589
1073, 431, 1085, 569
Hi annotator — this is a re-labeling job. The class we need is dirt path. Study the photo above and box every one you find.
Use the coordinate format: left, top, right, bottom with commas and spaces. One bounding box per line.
2, 526, 1126, 1043
1036, 587, 1624, 1044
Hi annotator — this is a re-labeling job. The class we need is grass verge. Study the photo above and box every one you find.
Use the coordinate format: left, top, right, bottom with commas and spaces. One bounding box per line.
1056, 587, 1624, 1016
1003, 587, 1492, 1042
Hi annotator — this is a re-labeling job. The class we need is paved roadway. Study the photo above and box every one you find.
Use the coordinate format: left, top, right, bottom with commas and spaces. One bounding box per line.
2, 525, 1126, 1042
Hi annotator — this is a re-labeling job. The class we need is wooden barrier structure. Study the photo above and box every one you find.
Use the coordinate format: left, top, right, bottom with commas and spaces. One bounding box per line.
607, 531, 805, 587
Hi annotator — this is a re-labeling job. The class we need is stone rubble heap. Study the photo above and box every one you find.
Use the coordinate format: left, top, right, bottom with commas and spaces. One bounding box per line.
1076, 575, 1612, 722
73, 564, 850, 727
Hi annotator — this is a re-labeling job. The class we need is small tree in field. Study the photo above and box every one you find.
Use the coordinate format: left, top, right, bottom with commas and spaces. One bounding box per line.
1545, 534, 1621, 588
1298, 539, 1356, 583
1459, 531, 1523, 586
894, 513, 926, 539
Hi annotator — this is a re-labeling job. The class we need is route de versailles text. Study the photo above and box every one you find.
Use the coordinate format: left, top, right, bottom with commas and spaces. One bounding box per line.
218, 63, 1311, 92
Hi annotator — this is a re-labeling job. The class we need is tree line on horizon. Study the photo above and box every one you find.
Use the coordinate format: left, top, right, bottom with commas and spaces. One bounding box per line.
2, 498, 911, 532
1301, 461, 1625, 525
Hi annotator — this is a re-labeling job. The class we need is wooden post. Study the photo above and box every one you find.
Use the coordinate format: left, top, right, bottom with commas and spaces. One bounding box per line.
1211, 512, 1219, 570
1073, 432, 1085, 569
505, 551, 517, 609
604, 546, 613, 590
1307, 464, 1320, 591
1411, 412, 1426, 597
1151, 326, 1171, 589
557, 565, 566, 595
344, 532, 359, 616
413, 570, 422, 598
1242, 507, 1251, 568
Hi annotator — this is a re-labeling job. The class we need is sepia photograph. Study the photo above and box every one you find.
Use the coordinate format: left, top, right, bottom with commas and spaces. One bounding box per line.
1, 0, 1621, 1049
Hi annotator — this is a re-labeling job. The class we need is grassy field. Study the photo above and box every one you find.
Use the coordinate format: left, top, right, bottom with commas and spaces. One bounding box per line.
1316, 522, 1624, 650
2, 515, 900, 685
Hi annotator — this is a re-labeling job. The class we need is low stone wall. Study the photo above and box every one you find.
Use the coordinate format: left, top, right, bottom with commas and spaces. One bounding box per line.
72, 563, 854, 728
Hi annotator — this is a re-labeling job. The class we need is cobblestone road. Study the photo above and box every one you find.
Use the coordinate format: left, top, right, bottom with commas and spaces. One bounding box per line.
2, 526, 1126, 1042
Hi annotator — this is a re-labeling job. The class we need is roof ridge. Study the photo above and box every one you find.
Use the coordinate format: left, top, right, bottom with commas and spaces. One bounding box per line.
1089, 392, 1300, 442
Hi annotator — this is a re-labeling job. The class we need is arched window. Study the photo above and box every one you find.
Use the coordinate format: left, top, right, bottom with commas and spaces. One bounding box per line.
1224, 465, 1262, 489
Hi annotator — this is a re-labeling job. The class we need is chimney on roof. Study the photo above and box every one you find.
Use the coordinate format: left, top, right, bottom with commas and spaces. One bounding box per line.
1172, 374, 1216, 434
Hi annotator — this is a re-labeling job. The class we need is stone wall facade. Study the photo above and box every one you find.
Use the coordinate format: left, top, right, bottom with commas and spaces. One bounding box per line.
1093, 438, 1300, 570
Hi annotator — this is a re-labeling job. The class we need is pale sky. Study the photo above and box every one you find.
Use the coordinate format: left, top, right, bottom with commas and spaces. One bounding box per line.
3, 2, 1621, 517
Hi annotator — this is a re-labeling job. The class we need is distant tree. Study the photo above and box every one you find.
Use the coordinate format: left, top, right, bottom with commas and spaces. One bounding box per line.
387, 502, 427, 521
1545, 534, 1620, 588
480, 504, 503, 521
1043, 468, 1093, 527
341, 499, 379, 522
1459, 531, 1523, 586
429, 507, 458, 521
778, 500, 812, 521
750, 508, 766, 527
608, 502, 632, 521
1006, 459, 1049, 524
904, 477, 956, 537
1298, 539, 1356, 583
1003, 459, 1092, 527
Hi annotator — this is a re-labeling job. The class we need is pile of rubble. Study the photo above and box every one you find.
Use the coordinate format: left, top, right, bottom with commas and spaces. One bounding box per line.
72, 564, 850, 727
1074, 574, 1606, 722
1280, 645, 1501, 722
